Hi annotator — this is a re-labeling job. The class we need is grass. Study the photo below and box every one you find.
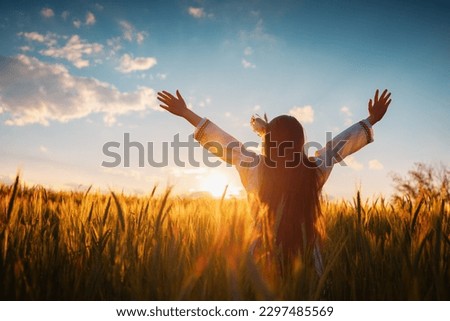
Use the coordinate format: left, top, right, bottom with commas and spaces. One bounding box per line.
0, 174, 449, 300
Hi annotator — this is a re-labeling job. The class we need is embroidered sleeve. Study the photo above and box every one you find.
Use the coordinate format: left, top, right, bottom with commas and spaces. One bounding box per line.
358, 118, 374, 144
314, 118, 374, 186
194, 118, 211, 142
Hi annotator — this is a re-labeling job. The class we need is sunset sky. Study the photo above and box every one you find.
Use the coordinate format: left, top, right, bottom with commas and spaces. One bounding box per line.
0, 0, 448, 199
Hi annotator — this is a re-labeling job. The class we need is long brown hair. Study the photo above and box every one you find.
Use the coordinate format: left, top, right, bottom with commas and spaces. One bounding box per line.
258, 115, 322, 260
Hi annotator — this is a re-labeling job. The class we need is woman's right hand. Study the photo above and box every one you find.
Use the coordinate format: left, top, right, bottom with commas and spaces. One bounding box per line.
157, 90, 189, 118
157, 90, 202, 127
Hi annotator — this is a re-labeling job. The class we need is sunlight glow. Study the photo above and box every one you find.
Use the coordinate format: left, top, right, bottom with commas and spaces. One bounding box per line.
200, 172, 229, 198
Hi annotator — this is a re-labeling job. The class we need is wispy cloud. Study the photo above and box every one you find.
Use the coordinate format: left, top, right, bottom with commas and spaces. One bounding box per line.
340, 106, 353, 125
116, 54, 157, 73
240, 18, 275, 44
18, 31, 49, 43
340, 106, 352, 117
188, 7, 205, 18
369, 159, 384, 170
61, 11, 70, 21
241, 58, 255, 69
136, 32, 146, 44
73, 19, 82, 29
0, 55, 159, 126
19, 46, 32, 52
119, 20, 147, 44
345, 155, 364, 171
289, 105, 314, 124
85, 11, 96, 26
72, 12, 96, 28
120, 20, 134, 41
187, 7, 213, 19
106, 37, 122, 55
40, 8, 54, 19
198, 97, 211, 108
39, 34, 103, 68
244, 46, 253, 56
19, 31, 102, 68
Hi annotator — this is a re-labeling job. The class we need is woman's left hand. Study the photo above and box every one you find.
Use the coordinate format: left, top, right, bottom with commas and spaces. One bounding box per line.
367, 89, 392, 125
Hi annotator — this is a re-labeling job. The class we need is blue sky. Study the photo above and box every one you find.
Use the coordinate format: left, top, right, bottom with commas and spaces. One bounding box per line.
0, 0, 448, 199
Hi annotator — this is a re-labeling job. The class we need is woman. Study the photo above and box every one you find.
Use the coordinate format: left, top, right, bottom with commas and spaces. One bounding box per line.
157, 89, 392, 274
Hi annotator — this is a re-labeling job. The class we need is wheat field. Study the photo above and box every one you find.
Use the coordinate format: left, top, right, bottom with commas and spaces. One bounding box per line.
0, 165, 449, 300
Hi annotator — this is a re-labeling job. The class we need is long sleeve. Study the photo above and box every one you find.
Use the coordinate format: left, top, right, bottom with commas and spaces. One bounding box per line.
314, 118, 374, 186
194, 118, 260, 191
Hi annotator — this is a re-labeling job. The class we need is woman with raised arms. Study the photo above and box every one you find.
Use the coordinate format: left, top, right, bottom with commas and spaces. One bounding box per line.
157, 89, 391, 275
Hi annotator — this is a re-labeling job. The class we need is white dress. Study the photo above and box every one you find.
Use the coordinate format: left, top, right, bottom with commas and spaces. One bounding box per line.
193, 117, 374, 274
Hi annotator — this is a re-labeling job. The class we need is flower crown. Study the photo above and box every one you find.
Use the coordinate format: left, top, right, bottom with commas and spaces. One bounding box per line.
250, 113, 268, 137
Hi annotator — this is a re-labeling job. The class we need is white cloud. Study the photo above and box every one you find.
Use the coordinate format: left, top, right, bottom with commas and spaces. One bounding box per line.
117, 54, 157, 73
368, 159, 384, 170
0, 55, 159, 126
18, 31, 59, 46
242, 58, 255, 69
244, 46, 253, 56
340, 106, 352, 117
19, 31, 45, 42
240, 19, 275, 44
120, 20, 134, 41
107, 37, 122, 54
73, 19, 82, 29
18, 32, 100, 68
253, 105, 261, 111
188, 7, 205, 18
103, 114, 117, 127
197, 97, 211, 108
289, 105, 314, 124
71, 12, 96, 28
340, 106, 353, 125
85, 11, 96, 26
344, 155, 364, 171
41, 8, 54, 18
119, 20, 146, 44
156, 73, 167, 80
18, 31, 58, 48
39, 34, 103, 68
19, 46, 32, 52
187, 7, 213, 19
136, 31, 147, 44
39, 145, 48, 153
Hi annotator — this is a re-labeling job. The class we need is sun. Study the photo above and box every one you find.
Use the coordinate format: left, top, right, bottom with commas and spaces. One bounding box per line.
200, 172, 230, 198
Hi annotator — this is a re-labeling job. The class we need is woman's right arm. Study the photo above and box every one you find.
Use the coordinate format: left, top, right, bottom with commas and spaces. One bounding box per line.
157, 90, 258, 189
157, 90, 202, 127
157, 90, 258, 167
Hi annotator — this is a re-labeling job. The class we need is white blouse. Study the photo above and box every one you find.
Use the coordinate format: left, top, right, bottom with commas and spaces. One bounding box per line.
194, 117, 374, 194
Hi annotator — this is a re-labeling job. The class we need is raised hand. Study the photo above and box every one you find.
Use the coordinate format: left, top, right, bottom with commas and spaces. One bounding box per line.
368, 89, 392, 125
157, 90, 189, 118
157, 90, 202, 127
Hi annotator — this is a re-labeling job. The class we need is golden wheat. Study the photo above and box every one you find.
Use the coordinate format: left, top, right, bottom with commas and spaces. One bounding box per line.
0, 175, 448, 300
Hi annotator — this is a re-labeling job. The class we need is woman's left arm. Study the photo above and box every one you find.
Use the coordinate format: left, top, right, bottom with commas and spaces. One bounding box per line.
315, 89, 392, 181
